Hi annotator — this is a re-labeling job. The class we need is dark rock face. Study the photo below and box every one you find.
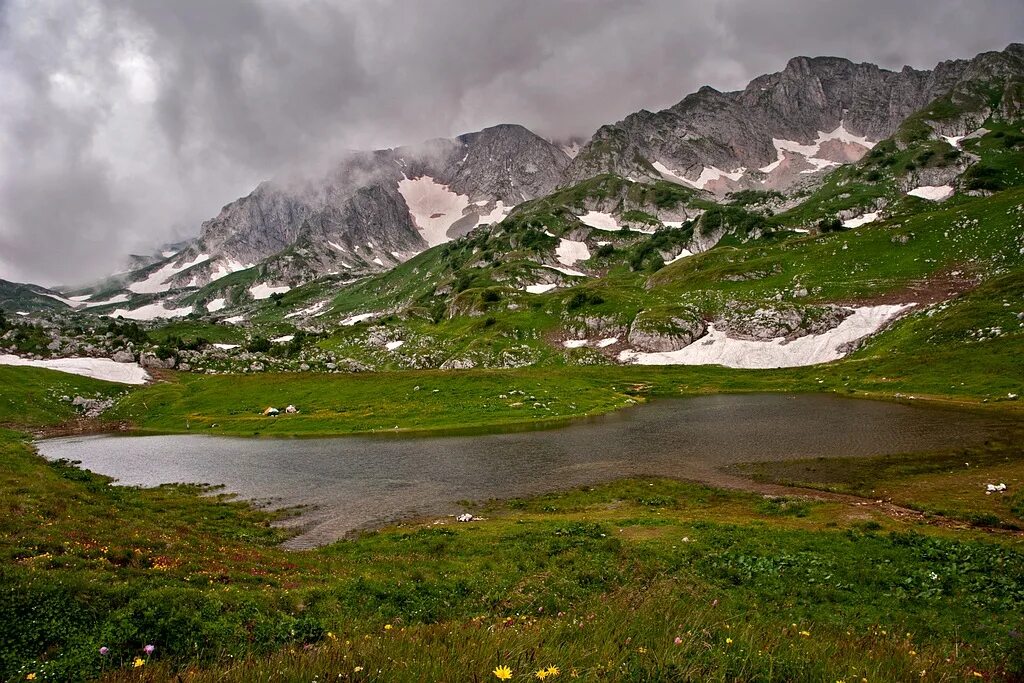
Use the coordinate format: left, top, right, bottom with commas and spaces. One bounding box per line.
564, 44, 1024, 190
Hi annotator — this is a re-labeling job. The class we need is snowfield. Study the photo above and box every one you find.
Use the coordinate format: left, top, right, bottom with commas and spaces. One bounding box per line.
206, 298, 226, 312
341, 312, 377, 326
0, 354, 150, 384
129, 253, 209, 294
907, 185, 954, 201
556, 239, 591, 267
842, 211, 880, 228
665, 249, 693, 265
249, 283, 291, 300
653, 160, 747, 189
578, 211, 620, 231
110, 302, 194, 321
619, 304, 913, 369
397, 175, 471, 248
476, 201, 512, 226
284, 300, 329, 319
523, 283, 557, 294
208, 258, 252, 282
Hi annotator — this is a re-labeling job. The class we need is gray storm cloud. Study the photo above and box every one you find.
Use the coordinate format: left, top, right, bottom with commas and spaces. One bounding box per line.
0, 0, 1021, 285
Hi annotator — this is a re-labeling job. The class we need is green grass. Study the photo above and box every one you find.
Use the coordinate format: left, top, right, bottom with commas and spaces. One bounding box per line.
0, 366, 127, 428
3, 423, 1023, 681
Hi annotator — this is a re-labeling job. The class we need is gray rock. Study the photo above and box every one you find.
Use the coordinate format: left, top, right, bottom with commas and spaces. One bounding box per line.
140, 352, 176, 370
111, 350, 135, 363
627, 310, 706, 352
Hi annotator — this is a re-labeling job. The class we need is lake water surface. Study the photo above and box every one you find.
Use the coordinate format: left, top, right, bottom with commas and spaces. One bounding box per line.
37, 394, 1016, 548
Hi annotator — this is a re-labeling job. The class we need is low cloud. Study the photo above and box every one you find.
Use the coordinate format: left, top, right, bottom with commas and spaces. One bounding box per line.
1, 0, 1021, 284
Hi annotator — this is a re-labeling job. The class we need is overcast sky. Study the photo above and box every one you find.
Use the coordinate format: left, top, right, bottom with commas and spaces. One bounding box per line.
1, 0, 1021, 286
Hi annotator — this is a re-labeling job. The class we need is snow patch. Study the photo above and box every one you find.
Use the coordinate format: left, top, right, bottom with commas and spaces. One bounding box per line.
555, 239, 591, 267
129, 253, 210, 294
578, 211, 620, 231
562, 339, 588, 349
385, 340, 405, 351
224, 315, 246, 324
79, 294, 130, 308
842, 212, 880, 228
907, 185, 954, 201
524, 283, 557, 294
284, 300, 328, 319
212, 343, 238, 350
206, 298, 226, 312
341, 312, 376, 326
619, 304, 912, 369
271, 335, 295, 343
110, 302, 194, 321
0, 354, 150, 384
596, 337, 618, 348
476, 201, 512, 226
397, 175, 471, 248
249, 282, 291, 300
941, 134, 965, 148
208, 258, 251, 282
543, 265, 588, 278
665, 249, 693, 265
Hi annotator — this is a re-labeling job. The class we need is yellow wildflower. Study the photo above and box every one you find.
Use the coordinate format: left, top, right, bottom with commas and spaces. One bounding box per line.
493, 665, 513, 680
26, 675, 36, 681
908, 650, 916, 656
546, 665, 561, 677
972, 673, 984, 678
535, 669, 549, 680
799, 630, 811, 637
637, 647, 647, 654
354, 666, 364, 672
384, 624, 393, 631
327, 631, 337, 641
133, 657, 145, 668
725, 638, 733, 645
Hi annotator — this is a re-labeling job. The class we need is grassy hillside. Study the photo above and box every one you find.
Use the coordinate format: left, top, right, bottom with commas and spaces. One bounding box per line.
3, 418, 1023, 681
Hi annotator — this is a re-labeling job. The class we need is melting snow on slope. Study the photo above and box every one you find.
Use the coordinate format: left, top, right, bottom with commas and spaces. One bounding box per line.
665, 249, 693, 265
941, 134, 965, 148
208, 258, 252, 282
341, 312, 377, 326
397, 176, 471, 248
543, 265, 588, 278
0, 354, 150, 384
764, 122, 876, 175
110, 302, 194, 321
476, 201, 512, 226
212, 343, 238, 350
129, 254, 210, 294
523, 283, 557, 294
249, 283, 291, 300
842, 212, 880, 228
578, 211, 620, 231
563, 339, 589, 349
907, 185, 954, 201
385, 340, 405, 351
555, 239, 591, 267
653, 160, 746, 189
284, 301, 328, 318
271, 335, 295, 343
206, 298, 226, 312
620, 304, 913, 369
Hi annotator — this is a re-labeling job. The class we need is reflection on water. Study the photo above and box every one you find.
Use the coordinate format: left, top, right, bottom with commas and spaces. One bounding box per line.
37, 394, 1015, 548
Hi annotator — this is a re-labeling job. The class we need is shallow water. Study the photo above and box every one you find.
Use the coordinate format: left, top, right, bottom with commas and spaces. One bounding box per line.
37, 394, 1015, 548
